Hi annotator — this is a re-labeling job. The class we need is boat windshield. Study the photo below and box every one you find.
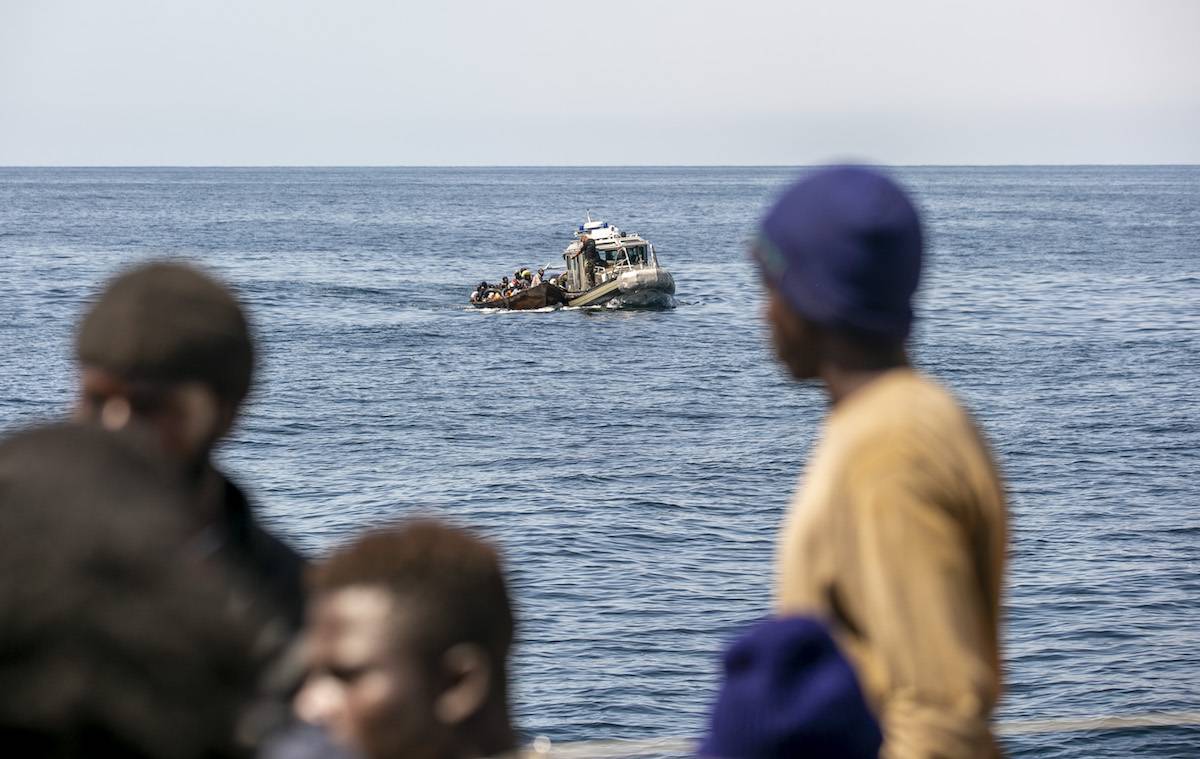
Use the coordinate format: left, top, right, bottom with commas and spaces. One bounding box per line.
600, 244, 648, 266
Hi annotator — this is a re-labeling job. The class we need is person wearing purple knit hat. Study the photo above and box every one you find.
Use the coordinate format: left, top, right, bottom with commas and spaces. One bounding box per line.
754, 166, 1008, 759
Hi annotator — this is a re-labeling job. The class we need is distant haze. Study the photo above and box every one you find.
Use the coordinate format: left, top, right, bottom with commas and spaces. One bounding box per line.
2, 0, 1198, 165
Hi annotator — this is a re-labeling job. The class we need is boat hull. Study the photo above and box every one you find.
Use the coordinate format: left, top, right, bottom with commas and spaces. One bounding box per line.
566, 267, 676, 308
471, 283, 568, 310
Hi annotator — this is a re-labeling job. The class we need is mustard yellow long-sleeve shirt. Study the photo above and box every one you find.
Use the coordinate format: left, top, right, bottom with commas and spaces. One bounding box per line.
776, 369, 1007, 759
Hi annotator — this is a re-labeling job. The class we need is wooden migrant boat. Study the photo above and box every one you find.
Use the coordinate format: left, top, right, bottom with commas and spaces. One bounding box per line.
471, 282, 569, 310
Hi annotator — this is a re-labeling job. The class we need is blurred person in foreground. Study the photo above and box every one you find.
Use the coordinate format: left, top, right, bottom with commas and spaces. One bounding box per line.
754, 166, 1008, 758
295, 519, 520, 759
0, 423, 262, 758
74, 260, 306, 635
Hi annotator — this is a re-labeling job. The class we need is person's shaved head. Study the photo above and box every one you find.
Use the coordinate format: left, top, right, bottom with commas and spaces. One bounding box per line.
77, 261, 254, 407
298, 520, 517, 759
74, 261, 257, 465
311, 519, 514, 672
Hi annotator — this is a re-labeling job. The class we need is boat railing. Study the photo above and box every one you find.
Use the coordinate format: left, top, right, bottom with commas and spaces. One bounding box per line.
596, 248, 638, 285
614, 246, 633, 270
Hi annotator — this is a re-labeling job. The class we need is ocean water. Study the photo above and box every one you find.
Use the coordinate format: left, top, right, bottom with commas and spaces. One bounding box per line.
1, 166, 1197, 756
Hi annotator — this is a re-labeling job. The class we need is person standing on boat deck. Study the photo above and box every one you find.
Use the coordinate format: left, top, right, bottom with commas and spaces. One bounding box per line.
73, 261, 308, 640
754, 166, 1007, 759
579, 233, 600, 288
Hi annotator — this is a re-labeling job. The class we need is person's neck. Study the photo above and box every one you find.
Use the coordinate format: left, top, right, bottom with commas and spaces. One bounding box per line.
820, 358, 909, 407
191, 460, 225, 527
450, 705, 518, 759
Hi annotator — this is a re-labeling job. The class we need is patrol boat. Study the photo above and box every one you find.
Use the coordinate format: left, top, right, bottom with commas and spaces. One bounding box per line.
468, 215, 675, 310
560, 214, 675, 308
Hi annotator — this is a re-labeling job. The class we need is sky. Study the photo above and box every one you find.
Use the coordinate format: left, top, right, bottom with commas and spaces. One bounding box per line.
2, 0, 1198, 165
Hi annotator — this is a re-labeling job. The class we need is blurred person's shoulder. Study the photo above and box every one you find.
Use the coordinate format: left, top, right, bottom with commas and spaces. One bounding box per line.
217, 472, 309, 630
220, 474, 307, 564
819, 369, 1004, 511
827, 368, 987, 457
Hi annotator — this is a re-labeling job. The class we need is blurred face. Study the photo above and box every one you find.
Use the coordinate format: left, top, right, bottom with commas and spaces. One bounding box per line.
764, 287, 819, 380
76, 366, 225, 465
78, 366, 164, 430
297, 587, 446, 759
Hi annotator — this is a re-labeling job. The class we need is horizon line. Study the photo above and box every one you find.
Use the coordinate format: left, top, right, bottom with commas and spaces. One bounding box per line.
2, 163, 1199, 170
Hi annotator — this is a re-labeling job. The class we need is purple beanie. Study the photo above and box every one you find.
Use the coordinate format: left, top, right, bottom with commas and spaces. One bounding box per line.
699, 617, 882, 759
755, 165, 923, 340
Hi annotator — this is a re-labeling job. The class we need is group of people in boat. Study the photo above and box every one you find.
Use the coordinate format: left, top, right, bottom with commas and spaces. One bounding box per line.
469, 266, 561, 303
468, 232, 607, 304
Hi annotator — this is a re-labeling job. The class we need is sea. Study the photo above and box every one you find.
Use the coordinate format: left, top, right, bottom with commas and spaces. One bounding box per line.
0, 166, 1197, 757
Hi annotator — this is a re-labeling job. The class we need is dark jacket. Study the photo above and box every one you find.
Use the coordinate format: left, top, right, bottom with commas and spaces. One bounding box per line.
214, 475, 308, 634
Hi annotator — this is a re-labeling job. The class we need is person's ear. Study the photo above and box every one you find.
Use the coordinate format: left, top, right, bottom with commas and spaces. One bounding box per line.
434, 643, 492, 726
765, 289, 821, 380
172, 382, 224, 457
96, 395, 133, 431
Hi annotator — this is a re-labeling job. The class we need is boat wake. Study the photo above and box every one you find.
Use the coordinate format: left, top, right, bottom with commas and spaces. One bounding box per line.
467, 305, 559, 314
466, 298, 676, 314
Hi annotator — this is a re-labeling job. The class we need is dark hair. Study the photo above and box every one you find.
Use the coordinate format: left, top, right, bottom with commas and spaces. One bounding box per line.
311, 520, 514, 681
0, 423, 262, 759
76, 261, 255, 406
